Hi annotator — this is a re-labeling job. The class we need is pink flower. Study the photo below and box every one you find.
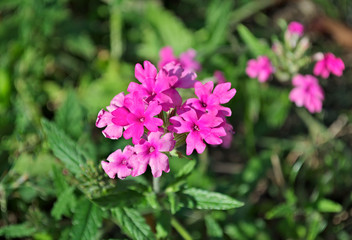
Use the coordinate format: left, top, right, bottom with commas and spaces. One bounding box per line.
96, 93, 129, 139
313, 53, 345, 78
158, 46, 178, 70
214, 71, 227, 84
220, 122, 234, 149
169, 109, 226, 155
128, 61, 173, 111
287, 21, 304, 36
101, 145, 134, 179
186, 81, 236, 116
289, 74, 324, 113
179, 49, 201, 72
158, 46, 201, 72
129, 132, 175, 178
246, 56, 274, 82
122, 93, 163, 144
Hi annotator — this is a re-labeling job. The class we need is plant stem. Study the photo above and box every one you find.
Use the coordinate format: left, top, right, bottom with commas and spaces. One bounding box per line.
171, 217, 193, 240
198, 147, 209, 174
153, 177, 160, 194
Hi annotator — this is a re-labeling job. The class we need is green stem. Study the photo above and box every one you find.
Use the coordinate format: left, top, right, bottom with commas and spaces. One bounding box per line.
153, 177, 160, 194
198, 147, 209, 174
171, 217, 193, 240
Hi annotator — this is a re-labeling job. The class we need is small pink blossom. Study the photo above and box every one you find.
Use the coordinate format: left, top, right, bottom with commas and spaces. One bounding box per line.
214, 71, 227, 84
246, 56, 274, 82
101, 145, 134, 179
220, 122, 234, 149
313, 53, 345, 78
186, 81, 236, 116
179, 49, 201, 72
122, 93, 163, 144
287, 21, 304, 36
169, 109, 226, 155
158, 46, 201, 72
96, 93, 129, 139
129, 132, 175, 178
289, 74, 324, 113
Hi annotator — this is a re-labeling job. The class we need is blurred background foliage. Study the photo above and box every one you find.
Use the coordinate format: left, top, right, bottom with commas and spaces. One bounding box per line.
0, 0, 352, 239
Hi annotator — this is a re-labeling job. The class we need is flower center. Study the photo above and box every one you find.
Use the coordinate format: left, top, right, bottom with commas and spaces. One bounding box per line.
149, 146, 155, 153
193, 124, 200, 131
139, 117, 145, 122
202, 102, 207, 108
121, 159, 127, 165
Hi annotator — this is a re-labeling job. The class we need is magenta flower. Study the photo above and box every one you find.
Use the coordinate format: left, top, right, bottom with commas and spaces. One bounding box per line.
214, 71, 227, 84
313, 53, 345, 78
220, 122, 234, 149
287, 21, 304, 36
289, 74, 324, 113
128, 61, 173, 110
163, 62, 197, 89
169, 109, 226, 155
158, 47, 178, 69
158, 46, 201, 72
96, 93, 129, 139
246, 56, 274, 82
101, 145, 134, 179
122, 93, 163, 144
129, 132, 175, 178
186, 81, 236, 117
179, 49, 201, 72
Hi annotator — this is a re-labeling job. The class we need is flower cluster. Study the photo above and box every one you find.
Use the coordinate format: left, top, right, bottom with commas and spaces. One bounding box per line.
246, 21, 345, 113
97, 57, 236, 179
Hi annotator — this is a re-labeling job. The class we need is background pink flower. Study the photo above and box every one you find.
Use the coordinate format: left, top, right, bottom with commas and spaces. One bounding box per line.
313, 53, 345, 78
246, 56, 274, 82
287, 21, 304, 36
289, 74, 324, 113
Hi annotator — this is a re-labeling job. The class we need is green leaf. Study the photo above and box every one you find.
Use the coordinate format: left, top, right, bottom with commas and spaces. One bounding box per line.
112, 207, 156, 240
265, 203, 294, 219
51, 187, 75, 220
55, 90, 85, 140
70, 198, 103, 240
92, 190, 143, 209
41, 119, 87, 176
200, 0, 233, 55
166, 156, 196, 193
306, 212, 327, 240
0, 223, 36, 238
175, 158, 196, 179
156, 210, 171, 239
138, 2, 194, 60
52, 165, 70, 195
205, 215, 223, 239
237, 24, 272, 57
181, 188, 244, 210
167, 192, 180, 215
317, 198, 343, 213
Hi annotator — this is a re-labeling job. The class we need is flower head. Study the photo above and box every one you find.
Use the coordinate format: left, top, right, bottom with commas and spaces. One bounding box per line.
129, 132, 175, 178
169, 109, 226, 155
246, 56, 274, 82
313, 53, 345, 78
101, 146, 134, 179
214, 71, 227, 84
289, 74, 324, 113
123, 93, 163, 144
96, 93, 129, 139
287, 21, 304, 36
